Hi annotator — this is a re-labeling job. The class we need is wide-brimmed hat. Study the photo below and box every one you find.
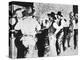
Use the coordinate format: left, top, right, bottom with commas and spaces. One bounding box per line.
47, 12, 56, 20
56, 11, 63, 17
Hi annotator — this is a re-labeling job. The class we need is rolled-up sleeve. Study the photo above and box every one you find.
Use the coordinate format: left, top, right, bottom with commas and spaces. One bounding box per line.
35, 20, 41, 31
37, 22, 41, 31
15, 21, 21, 30
53, 23, 63, 29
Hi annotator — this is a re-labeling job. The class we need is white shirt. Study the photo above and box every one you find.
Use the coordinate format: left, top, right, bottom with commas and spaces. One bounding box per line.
53, 20, 63, 35
73, 20, 78, 29
15, 16, 41, 35
61, 17, 69, 27
53, 20, 63, 30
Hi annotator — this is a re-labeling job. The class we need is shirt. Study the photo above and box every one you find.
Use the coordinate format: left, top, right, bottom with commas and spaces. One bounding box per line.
53, 21, 63, 35
15, 16, 41, 35
61, 18, 69, 27
73, 20, 78, 29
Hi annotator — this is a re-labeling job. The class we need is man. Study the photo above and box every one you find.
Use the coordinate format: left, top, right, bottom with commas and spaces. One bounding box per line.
47, 12, 57, 56
14, 8, 28, 58
53, 11, 64, 55
15, 7, 41, 57
68, 12, 75, 48
36, 14, 50, 57
73, 13, 78, 49
62, 16, 70, 51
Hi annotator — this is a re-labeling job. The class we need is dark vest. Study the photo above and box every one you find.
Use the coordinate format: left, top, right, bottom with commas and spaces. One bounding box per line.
58, 19, 61, 26
48, 21, 56, 34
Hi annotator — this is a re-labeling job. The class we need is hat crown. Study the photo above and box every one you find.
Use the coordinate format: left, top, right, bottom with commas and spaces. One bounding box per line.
57, 11, 61, 15
57, 11, 63, 17
51, 12, 55, 15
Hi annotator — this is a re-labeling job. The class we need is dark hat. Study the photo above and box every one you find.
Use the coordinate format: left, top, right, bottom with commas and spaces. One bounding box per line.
47, 12, 56, 20
56, 11, 63, 17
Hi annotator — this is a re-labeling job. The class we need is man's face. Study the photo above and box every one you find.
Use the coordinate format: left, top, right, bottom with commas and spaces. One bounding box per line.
48, 16, 53, 21
16, 10, 23, 18
57, 15, 61, 19
28, 7, 32, 14
23, 7, 33, 16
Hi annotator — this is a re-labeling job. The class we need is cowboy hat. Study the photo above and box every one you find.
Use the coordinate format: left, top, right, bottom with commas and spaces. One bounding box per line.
47, 12, 56, 20
56, 11, 63, 17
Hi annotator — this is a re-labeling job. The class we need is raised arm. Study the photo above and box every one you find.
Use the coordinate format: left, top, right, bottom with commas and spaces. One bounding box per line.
53, 22, 63, 35
15, 21, 21, 30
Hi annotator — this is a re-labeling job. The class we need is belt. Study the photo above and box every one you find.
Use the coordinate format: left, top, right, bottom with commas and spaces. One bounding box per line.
23, 34, 34, 37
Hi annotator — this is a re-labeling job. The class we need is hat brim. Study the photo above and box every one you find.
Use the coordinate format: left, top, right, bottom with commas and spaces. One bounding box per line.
56, 14, 63, 17
48, 14, 56, 19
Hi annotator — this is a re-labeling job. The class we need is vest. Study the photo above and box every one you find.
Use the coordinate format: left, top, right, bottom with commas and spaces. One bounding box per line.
48, 21, 56, 34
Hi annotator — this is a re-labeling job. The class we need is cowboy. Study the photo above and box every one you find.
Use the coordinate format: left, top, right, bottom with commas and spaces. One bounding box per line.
47, 12, 57, 56
62, 15, 70, 51
13, 8, 28, 58
36, 14, 50, 57
68, 12, 74, 48
53, 11, 64, 55
15, 6, 41, 57
73, 13, 78, 49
